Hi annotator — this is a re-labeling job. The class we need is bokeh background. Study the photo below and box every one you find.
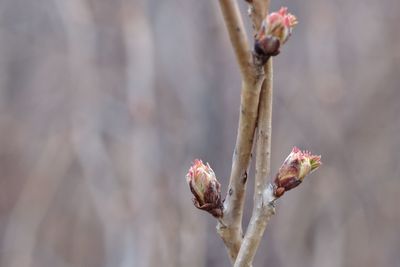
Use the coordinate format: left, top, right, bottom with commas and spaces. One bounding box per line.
1, 0, 400, 266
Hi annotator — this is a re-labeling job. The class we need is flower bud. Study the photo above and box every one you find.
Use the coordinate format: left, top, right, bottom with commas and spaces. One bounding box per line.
255, 7, 298, 57
274, 147, 321, 197
186, 159, 223, 217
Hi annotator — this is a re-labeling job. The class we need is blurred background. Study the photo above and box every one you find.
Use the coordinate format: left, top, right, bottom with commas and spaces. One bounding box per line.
1, 0, 399, 266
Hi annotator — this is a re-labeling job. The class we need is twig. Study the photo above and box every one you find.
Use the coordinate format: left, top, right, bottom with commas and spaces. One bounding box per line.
234, 59, 275, 267
216, 0, 266, 263
231, 3, 274, 265
255, 59, 273, 223
216, 57, 264, 264
218, 0, 252, 80
234, 184, 276, 267
186, 1, 322, 266
189, 1, 310, 265
248, 0, 270, 34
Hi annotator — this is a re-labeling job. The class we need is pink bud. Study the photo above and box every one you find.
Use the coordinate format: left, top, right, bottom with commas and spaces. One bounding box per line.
274, 147, 321, 197
186, 159, 223, 217
255, 7, 298, 57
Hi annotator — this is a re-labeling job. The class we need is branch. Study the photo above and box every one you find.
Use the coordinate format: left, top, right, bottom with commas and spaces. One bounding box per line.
250, 2, 272, 194
216, 0, 267, 263
187, 2, 305, 265
218, 0, 252, 80
234, 185, 276, 267
229, 2, 272, 265
233, 5, 301, 265
185, 2, 325, 266
234, 59, 275, 267
216, 70, 264, 263
248, 0, 270, 33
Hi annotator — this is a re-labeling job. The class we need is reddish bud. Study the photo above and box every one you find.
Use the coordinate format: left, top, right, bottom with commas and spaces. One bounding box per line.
255, 7, 298, 57
274, 147, 321, 197
186, 159, 223, 217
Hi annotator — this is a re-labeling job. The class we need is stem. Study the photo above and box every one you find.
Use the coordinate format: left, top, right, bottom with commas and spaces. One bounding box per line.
216, 0, 272, 264
232, 2, 273, 265
248, 0, 270, 34
234, 184, 276, 267
217, 78, 264, 263
218, 0, 253, 80
234, 59, 274, 267
189, 1, 317, 266
254, 59, 273, 208
216, 0, 266, 263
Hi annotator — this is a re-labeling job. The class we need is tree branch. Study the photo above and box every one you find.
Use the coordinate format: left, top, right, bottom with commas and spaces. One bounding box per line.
186, 1, 323, 265
187, 1, 307, 265
218, 0, 252, 80
234, 59, 275, 267
216, 76, 264, 263
234, 184, 276, 267
255, 59, 273, 219
216, 0, 267, 263
229, 3, 274, 265
248, 0, 270, 34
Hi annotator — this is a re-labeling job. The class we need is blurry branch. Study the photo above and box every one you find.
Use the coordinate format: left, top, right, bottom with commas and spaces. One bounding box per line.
1, 134, 72, 267
186, 1, 321, 267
